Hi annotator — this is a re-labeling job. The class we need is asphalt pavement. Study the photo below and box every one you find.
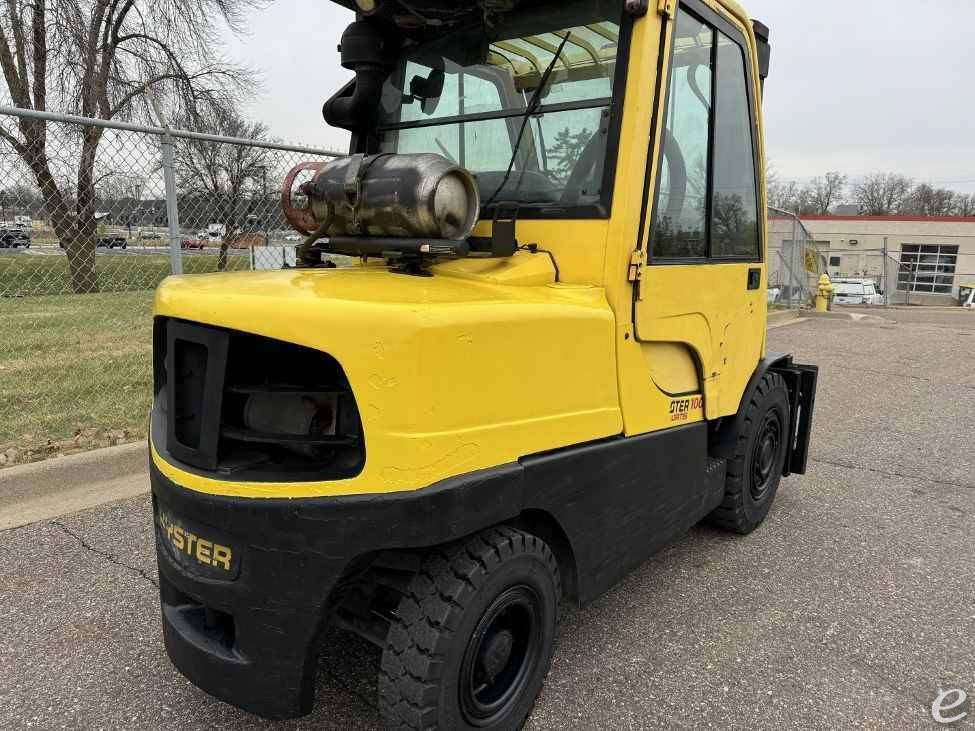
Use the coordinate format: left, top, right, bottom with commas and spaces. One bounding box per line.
1, 309, 974, 729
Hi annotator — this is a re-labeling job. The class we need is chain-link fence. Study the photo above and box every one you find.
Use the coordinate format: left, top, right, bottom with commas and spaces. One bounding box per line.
767, 208, 825, 309
0, 106, 338, 466
768, 215, 975, 308
815, 245, 908, 305
821, 244, 975, 306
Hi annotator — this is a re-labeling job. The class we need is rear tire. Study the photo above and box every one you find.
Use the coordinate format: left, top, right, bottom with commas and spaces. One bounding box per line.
708, 372, 790, 534
379, 526, 560, 730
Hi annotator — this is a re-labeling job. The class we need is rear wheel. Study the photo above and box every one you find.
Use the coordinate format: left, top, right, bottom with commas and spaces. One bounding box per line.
379, 526, 560, 730
708, 372, 790, 534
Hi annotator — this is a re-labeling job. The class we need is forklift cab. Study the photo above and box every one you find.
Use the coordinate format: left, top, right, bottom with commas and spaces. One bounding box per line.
317, 0, 774, 426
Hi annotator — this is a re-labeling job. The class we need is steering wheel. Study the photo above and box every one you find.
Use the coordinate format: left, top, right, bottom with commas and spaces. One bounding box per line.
558, 126, 687, 223
560, 130, 603, 203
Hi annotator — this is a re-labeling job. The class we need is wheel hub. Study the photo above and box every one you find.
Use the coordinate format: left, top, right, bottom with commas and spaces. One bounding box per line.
750, 411, 782, 500
459, 585, 542, 726
480, 629, 514, 681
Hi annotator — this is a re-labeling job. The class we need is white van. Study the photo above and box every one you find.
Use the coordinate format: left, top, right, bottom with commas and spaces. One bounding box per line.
832, 278, 884, 306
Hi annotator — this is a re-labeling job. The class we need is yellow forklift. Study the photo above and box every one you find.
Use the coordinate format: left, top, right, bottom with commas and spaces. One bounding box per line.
149, 0, 817, 727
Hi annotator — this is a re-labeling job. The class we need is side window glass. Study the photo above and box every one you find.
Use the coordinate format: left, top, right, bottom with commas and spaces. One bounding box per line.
650, 7, 761, 262
651, 10, 712, 259
711, 35, 759, 257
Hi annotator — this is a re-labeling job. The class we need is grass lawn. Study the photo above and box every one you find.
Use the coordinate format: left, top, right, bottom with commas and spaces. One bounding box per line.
0, 251, 249, 465
0, 250, 248, 297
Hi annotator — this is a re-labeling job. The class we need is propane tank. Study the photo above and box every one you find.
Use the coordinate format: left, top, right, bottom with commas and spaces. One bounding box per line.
282, 153, 480, 241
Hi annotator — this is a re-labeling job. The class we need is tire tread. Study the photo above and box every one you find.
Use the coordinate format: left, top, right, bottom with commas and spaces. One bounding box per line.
378, 526, 560, 730
708, 371, 789, 534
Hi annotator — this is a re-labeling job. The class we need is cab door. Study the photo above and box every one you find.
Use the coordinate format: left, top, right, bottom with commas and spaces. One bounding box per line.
634, 0, 766, 421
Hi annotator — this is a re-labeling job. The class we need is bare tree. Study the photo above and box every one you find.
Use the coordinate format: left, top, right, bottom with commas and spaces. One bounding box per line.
772, 167, 975, 218
954, 193, 975, 217
766, 174, 795, 211
808, 171, 846, 214
96, 172, 145, 201
853, 173, 913, 215
767, 178, 818, 215
0, 180, 39, 218
901, 183, 956, 216
174, 109, 269, 270
855, 173, 914, 215
0, 0, 255, 292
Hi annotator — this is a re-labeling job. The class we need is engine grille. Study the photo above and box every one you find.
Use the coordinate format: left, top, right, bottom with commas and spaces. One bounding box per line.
152, 317, 365, 481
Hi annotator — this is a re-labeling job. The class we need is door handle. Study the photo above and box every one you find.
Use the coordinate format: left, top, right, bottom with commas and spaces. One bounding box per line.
747, 268, 761, 290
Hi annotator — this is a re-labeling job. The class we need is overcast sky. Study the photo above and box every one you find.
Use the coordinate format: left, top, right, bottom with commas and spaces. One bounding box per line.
221, 0, 975, 193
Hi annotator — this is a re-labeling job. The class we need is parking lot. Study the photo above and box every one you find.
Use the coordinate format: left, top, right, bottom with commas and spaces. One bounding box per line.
1, 310, 973, 729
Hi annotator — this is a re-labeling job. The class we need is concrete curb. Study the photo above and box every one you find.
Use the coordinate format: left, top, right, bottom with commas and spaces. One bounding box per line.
0, 441, 148, 530
880, 305, 970, 312
767, 309, 800, 326
801, 310, 854, 320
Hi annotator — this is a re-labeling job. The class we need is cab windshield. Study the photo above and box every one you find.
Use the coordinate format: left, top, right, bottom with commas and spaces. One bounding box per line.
377, 0, 623, 213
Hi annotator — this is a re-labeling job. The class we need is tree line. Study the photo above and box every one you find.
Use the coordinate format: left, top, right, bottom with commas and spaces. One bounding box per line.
768, 171, 975, 217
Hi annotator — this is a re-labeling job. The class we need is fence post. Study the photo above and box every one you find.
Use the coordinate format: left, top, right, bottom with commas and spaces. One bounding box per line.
789, 212, 798, 308
882, 236, 888, 308
160, 132, 183, 275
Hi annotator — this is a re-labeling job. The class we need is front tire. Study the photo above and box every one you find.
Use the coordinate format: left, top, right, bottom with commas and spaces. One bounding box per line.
379, 526, 561, 730
708, 372, 790, 534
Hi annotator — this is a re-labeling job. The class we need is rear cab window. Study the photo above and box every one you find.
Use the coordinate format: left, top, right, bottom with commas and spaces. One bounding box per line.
375, 3, 629, 218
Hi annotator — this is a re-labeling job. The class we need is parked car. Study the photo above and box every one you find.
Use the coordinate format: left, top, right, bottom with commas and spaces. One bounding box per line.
832, 278, 884, 306
284, 233, 302, 242
96, 236, 128, 249
0, 228, 30, 248
960, 283, 975, 310
181, 238, 207, 250
141, 232, 163, 241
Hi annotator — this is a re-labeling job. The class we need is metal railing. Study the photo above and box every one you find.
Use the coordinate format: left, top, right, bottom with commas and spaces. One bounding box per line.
767, 208, 824, 309
0, 105, 339, 466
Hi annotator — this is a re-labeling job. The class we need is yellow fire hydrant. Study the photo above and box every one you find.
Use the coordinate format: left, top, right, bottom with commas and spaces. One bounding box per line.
815, 273, 834, 312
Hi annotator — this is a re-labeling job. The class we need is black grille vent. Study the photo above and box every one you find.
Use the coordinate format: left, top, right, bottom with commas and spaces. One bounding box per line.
153, 318, 365, 481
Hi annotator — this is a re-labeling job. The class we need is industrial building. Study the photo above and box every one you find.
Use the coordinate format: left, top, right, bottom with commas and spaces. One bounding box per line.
769, 214, 975, 305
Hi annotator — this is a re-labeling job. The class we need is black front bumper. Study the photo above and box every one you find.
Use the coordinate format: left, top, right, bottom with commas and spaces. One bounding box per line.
150, 458, 522, 719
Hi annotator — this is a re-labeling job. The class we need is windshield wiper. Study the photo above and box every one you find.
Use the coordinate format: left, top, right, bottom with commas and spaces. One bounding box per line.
482, 33, 571, 209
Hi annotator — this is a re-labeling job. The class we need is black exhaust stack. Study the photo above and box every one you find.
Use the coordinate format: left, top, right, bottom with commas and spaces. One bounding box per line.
322, 18, 397, 133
